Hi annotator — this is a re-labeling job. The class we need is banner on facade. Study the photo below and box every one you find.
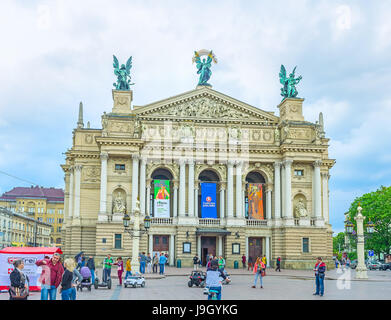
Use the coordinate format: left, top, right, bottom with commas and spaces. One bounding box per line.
247, 183, 264, 220
201, 182, 217, 219
153, 180, 170, 218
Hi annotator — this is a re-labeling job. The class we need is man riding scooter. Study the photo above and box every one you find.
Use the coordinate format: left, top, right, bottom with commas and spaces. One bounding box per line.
205, 259, 226, 300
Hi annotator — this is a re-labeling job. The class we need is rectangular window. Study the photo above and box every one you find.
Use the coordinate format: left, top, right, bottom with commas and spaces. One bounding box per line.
303, 238, 309, 253
294, 170, 304, 176
114, 234, 122, 249
115, 164, 126, 171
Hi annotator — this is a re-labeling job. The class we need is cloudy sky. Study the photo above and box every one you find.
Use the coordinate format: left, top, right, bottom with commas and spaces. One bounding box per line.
1, 0, 390, 234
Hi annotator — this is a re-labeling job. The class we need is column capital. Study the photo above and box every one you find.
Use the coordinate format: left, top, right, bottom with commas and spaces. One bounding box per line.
227, 160, 235, 167
283, 159, 293, 167
265, 183, 273, 192
187, 158, 195, 165
140, 156, 148, 164
314, 160, 322, 167
132, 154, 140, 161
176, 158, 186, 166
235, 160, 243, 168
100, 152, 109, 160
274, 161, 282, 169
219, 182, 227, 191
74, 164, 83, 171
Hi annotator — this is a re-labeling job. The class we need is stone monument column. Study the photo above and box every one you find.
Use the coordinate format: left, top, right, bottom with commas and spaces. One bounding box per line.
99, 153, 108, 221
355, 205, 368, 279
273, 162, 282, 220
73, 165, 82, 219
131, 154, 139, 212
146, 179, 152, 216
235, 161, 243, 218
188, 159, 195, 217
131, 199, 141, 272
227, 161, 234, 218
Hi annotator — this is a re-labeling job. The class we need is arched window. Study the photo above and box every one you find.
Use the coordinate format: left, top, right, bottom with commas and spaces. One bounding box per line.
151, 168, 173, 218
198, 170, 220, 218
245, 171, 266, 220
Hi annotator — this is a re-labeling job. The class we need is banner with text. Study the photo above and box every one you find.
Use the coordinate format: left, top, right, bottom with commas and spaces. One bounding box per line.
201, 182, 217, 219
247, 183, 264, 220
154, 180, 170, 218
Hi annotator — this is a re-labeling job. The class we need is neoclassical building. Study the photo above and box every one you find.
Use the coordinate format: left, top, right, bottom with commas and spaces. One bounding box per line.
61, 84, 335, 269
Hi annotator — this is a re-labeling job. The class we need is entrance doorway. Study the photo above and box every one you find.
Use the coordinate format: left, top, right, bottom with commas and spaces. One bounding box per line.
153, 235, 169, 253
201, 236, 216, 266
248, 237, 263, 265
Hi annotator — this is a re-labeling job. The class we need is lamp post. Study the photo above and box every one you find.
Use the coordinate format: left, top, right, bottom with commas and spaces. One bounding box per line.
345, 204, 374, 279
122, 199, 151, 274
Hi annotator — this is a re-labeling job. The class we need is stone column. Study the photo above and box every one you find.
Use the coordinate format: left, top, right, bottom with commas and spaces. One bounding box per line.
266, 185, 272, 220
73, 165, 82, 218
169, 234, 175, 266
265, 237, 270, 267
149, 234, 153, 255
245, 237, 249, 261
355, 205, 368, 279
69, 166, 74, 219
173, 180, 178, 218
140, 157, 147, 216
281, 162, 286, 217
218, 236, 223, 257
131, 200, 141, 272
99, 153, 108, 220
314, 160, 322, 219
235, 161, 243, 218
273, 162, 282, 219
146, 179, 152, 216
131, 155, 139, 213
194, 185, 199, 218
197, 236, 202, 258
284, 159, 293, 219
227, 161, 234, 218
322, 173, 329, 223
179, 159, 186, 217
188, 159, 195, 217
219, 183, 225, 219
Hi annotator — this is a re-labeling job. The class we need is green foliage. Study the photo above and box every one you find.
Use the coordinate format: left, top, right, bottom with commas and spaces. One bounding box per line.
333, 232, 345, 253
347, 186, 391, 255
348, 251, 357, 261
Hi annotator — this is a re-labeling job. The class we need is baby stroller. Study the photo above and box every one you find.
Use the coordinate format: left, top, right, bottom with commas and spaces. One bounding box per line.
77, 266, 92, 291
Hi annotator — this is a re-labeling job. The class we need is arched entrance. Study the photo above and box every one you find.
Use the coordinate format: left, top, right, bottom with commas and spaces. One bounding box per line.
245, 171, 266, 220
197, 169, 220, 218
150, 168, 173, 218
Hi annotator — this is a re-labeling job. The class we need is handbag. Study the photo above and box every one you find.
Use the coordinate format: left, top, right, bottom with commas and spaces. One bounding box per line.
9, 285, 29, 299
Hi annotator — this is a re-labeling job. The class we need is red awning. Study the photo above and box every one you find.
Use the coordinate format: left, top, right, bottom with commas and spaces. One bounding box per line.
0, 247, 63, 255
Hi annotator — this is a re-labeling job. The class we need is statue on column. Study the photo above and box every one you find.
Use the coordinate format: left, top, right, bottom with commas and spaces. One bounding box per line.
279, 65, 302, 100
193, 50, 218, 87
113, 55, 134, 90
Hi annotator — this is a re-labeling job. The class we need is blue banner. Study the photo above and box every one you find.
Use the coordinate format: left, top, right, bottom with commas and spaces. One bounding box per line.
201, 183, 217, 218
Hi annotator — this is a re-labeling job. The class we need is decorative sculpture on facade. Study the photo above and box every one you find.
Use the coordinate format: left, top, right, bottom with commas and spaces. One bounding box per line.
294, 198, 308, 218
113, 192, 126, 215
193, 50, 217, 86
113, 55, 134, 90
279, 65, 302, 100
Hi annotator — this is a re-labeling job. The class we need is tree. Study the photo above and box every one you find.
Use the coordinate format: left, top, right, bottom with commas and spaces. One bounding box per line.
346, 186, 391, 258
333, 232, 345, 255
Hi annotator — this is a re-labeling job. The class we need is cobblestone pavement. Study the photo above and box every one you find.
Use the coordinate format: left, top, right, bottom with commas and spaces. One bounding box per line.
1, 267, 390, 300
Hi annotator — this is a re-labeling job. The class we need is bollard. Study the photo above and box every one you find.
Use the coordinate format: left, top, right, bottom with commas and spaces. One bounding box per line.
234, 261, 239, 269
177, 259, 182, 268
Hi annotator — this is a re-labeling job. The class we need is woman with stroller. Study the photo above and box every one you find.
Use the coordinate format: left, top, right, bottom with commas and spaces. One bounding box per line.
79, 264, 93, 289
114, 257, 124, 286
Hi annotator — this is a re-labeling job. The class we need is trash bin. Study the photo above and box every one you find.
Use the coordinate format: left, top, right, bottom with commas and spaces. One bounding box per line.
234, 261, 239, 269
177, 259, 182, 268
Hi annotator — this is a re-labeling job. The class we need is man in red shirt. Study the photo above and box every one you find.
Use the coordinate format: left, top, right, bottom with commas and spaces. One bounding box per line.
35, 253, 64, 300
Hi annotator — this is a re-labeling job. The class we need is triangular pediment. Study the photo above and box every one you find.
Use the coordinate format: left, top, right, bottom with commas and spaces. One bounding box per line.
133, 86, 278, 123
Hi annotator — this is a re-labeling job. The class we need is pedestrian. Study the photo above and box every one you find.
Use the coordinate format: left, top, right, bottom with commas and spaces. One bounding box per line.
193, 254, 199, 270
9, 259, 29, 300
125, 258, 132, 279
205, 259, 227, 300
86, 256, 96, 284
146, 253, 152, 273
103, 254, 114, 283
114, 257, 124, 286
165, 253, 169, 265
207, 256, 213, 269
36, 252, 64, 300
252, 257, 265, 289
71, 263, 83, 300
242, 255, 246, 269
59, 258, 75, 300
153, 253, 159, 273
346, 258, 351, 268
159, 252, 168, 275
262, 255, 267, 275
275, 256, 281, 272
218, 256, 225, 270
248, 256, 253, 271
335, 258, 339, 269
139, 252, 147, 274
74, 252, 84, 270
313, 257, 326, 297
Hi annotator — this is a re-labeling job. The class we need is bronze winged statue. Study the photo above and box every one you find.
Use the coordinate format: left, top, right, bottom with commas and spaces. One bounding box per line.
113, 55, 134, 90
279, 65, 302, 100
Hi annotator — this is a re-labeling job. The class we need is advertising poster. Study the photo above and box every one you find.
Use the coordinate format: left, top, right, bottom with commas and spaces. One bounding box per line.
247, 183, 264, 220
153, 179, 170, 218
201, 182, 217, 219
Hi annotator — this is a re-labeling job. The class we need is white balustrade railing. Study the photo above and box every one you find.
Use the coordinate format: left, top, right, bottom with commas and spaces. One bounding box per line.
246, 219, 268, 227
198, 218, 220, 226
150, 217, 173, 225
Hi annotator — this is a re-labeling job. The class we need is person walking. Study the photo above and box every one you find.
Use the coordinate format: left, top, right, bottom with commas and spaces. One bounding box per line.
218, 256, 226, 271
206, 256, 213, 269
313, 257, 326, 297
114, 257, 124, 286
252, 257, 265, 289
36, 253, 64, 300
125, 258, 132, 279
262, 255, 267, 275
153, 253, 159, 273
205, 259, 227, 300
71, 262, 82, 300
59, 258, 75, 300
193, 254, 200, 270
159, 252, 168, 275
248, 256, 253, 271
86, 256, 95, 284
146, 254, 152, 273
139, 252, 147, 274
103, 254, 114, 283
9, 259, 29, 300
275, 256, 281, 272
242, 255, 246, 269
